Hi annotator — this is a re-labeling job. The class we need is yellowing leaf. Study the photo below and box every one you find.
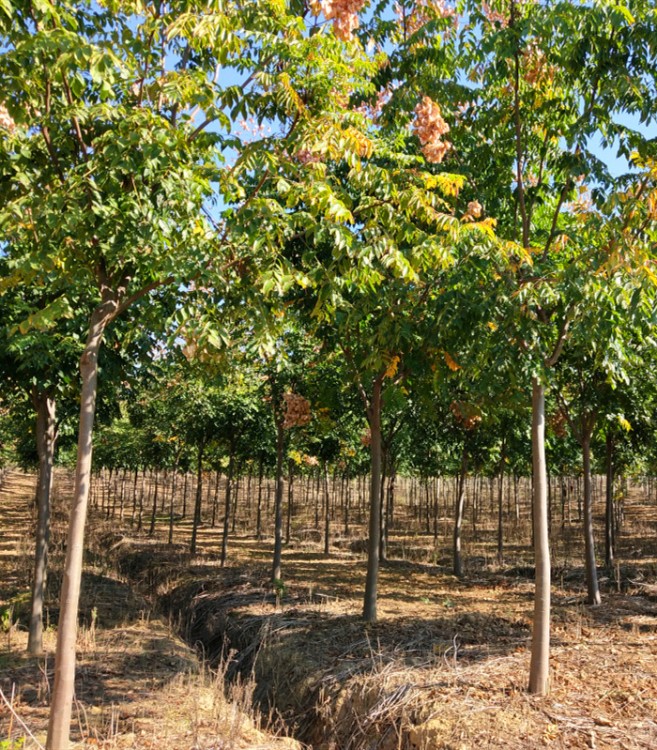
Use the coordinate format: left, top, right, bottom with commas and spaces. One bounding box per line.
384, 355, 400, 379
617, 415, 632, 432
444, 351, 461, 371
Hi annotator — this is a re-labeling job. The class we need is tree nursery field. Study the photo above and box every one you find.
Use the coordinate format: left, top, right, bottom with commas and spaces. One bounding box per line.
1, 0, 657, 748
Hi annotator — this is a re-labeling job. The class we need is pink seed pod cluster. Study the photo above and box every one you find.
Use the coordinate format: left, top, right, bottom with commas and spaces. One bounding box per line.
311, 0, 367, 41
0, 104, 16, 133
295, 148, 322, 165
405, 0, 455, 36
467, 200, 482, 218
282, 392, 312, 429
481, 1, 508, 26
360, 428, 371, 447
413, 96, 451, 164
462, 200, 483, 221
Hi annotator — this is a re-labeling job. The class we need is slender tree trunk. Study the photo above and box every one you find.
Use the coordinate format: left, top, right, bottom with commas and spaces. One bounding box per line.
343, 468, 350, 536
256, 456, 264, 541
324, 462, 331, 556
118, 468, 127, 520
379, 449, 388, 562
131, 468, 138, 524
148, 469, 160, 536
190, 445, 205, 556
182, 472, 189, 519
433, 478, 439, 541
497, 446, 505, 566
387, 469, 396, 533
221, 452, 235, 567
136, 467, 146, 532
272, 422, 285, 582
582, 431, 601, 605
453, 447, 468, 578
605, 433, 615, 569
314, 467, 321, 529
528, 378, 551, 696
46, 302, 115, 750
28, 391, 57, 657
286, 459, 294, 544
363, 377, 383, 622
230, 473, 239, 533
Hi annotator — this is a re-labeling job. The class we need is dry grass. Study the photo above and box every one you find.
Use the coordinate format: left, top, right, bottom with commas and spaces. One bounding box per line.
101, 471, 657, 750
0, 470, 299, 750
3, 468, 657, 749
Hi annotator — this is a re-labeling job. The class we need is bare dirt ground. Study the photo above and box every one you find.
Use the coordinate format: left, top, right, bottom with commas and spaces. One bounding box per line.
2, 468, 657, 749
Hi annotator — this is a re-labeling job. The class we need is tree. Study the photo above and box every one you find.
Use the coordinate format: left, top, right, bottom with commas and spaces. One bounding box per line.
0, 1, 374, 744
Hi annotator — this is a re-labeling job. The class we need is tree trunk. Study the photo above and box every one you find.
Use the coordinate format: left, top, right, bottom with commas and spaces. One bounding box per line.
323, 462, 331, 556
231, 473, 239, 533
343, 468, 350, 536
363, 376, 383, 622
256, 456, 264, 541
528, 377, 551, 696
497, 453, 505, 566
286, 459, 294, 544
379, 449, 388, 562
148, 469, 160, 536
190, 445, 205, 555
272, 422, 285, 582
314, 467, 321, 529
131, 468, 138, 524
453, 446, 468, 578
118, 468, 127, 520
46, 302, 115, 750
182, 472, 189, 518
220, 452, 235, 567
605, 432, 615, 569
582, 432, 601, 606
28, 391, 57, 657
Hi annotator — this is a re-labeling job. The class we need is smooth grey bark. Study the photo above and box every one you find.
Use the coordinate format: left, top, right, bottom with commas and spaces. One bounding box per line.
582, 433, 601, 605
605, 432, 615, 569
46, 301, 115, 750
453, 446, 468, 578
379, 449, 387, 562
148, 469, 159, 536
272, 421, 285, 582
343, 469, 351, 536
256, 456, 264, 541
323, 463, 331, 556
181, 471, 188, 518
168, 476, 176, 546
211, 470, 220, 527
497, 446, 505, 566
190, 443, 205, 555
285, 458, 294, 544
314, 467, 321, 529
130, 467, 138, 523
220, 452, 235, 567
528, 377, 551, 696
118, 468, 127, 519
363, 376, 383, 623
28, 391, 57, 657
231, 473, 239, 532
